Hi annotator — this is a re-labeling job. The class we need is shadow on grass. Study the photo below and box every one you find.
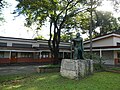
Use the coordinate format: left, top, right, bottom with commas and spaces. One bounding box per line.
0, 72, 120, 90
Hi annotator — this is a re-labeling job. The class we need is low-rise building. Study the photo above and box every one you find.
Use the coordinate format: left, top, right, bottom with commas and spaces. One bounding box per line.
0, 33, 120, 65
0, 36, 71, 64
84, 33, 120, 65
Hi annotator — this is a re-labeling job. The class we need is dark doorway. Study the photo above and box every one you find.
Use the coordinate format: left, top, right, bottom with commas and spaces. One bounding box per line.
11, 52, 18, 63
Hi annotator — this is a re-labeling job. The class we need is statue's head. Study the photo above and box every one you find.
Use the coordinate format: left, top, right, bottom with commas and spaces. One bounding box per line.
76, 32, 80, 38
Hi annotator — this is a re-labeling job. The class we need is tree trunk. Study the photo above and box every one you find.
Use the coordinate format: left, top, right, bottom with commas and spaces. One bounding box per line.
90, 0, 93, 59
48, 22, 53, 58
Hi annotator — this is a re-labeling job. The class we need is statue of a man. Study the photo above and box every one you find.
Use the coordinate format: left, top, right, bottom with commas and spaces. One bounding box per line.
72, 32, 84, 60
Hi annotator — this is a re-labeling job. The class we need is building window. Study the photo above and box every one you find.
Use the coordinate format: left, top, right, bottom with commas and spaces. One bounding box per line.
59, 52, 63, 58
33, 52, 39, 59
39, 44, 49, 48
64, 52, 70, 59
0, 42, 7, 47
117, 52, 120, 58
41, 52, 49, 58
21, 52, 33, 58
117, 42, 120, 46
0, 52, 4, 58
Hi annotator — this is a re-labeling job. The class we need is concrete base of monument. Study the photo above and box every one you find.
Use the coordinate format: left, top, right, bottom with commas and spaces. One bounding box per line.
60, 59, 93, 80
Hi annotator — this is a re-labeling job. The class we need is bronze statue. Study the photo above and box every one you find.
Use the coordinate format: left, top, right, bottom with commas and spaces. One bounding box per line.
72, 32, 84, 60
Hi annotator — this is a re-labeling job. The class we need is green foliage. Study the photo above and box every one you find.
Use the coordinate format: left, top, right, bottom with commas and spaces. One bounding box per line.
16, 0, 87, 28
0, 72, 120, 90
79, 11, 120, 38
60, 34, 70, 42
109, 67, 120, 71
84, 52, 105, 71
109, 0, 120, 12
93, 63, 104, 71
16, 0, 90, 58
84, 52, 100, 60
34, 35, 46, 40
0, 12, 3, 21
94, 11, 120, 36
60, 33, 75, 42
0, 0, 6, 23
0, 0, 3, 8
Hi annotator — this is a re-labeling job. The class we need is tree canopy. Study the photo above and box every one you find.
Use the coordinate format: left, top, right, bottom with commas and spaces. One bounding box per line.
34, 35, 46, 40
16, 0, 92, 59
15, 0, 119, 59
0, 0, 7, 24
77, 11, 120, 38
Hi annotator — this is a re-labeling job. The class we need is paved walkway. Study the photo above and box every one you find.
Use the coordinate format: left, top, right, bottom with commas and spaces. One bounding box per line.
0, 65, 40, 75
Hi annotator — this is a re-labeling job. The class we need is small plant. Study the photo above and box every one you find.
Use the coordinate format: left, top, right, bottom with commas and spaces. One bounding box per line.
84, 52, 105, 71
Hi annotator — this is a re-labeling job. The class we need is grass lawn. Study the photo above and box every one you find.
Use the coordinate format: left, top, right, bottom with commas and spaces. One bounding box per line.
0, 72, 120, 90
108, 67, 120, 71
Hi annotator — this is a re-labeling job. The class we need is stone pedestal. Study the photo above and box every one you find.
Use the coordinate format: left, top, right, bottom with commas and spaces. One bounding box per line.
60, 59, 93, 80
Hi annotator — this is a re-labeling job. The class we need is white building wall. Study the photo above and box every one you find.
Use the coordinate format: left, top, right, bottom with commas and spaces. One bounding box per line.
113, 37, 120, 46
84, 37, 114, 47
9, 41, 33, 45
0, 38, 37, 47
32, 43, 39, 47
3, 40, 34, 47
102, 51, 114, 65
7, 41, 13, 46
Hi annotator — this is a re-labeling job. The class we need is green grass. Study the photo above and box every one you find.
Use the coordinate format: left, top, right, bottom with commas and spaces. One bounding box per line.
0, 72, 120, 90
109, 67, 120, 71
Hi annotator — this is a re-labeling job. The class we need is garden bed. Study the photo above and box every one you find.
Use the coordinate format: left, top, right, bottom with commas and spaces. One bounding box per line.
105, 67, 120, 74
36, 65, 60, 73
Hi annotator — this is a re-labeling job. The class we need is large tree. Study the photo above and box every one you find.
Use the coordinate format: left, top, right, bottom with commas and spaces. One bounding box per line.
94, 11, 119, 36
0, 0, 3, 21
78, 11, 120, 38
0, 0, 7, 23
109, 0, 120, 12
15, 0, 91, 59
0, 0, 3, 7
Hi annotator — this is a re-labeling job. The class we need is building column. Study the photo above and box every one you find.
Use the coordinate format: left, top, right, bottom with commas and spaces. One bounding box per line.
100, 49, 102, 58
39, 51, 42, 59
63, 52, 64, 59
114, 50, 118, 65
49, 52, 51, 58
9, 51, 11, 59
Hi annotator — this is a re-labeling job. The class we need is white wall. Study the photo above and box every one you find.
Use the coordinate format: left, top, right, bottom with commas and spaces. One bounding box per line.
0, 40, 37, 47
32, 43, 39, 47
102, 51, 114, 65
84, 37, 114, 47
104, 60, 114, 65
113, 37, 120, 46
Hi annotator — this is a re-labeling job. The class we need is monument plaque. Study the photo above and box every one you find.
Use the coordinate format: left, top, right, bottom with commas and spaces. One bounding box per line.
63, 61, 75, 70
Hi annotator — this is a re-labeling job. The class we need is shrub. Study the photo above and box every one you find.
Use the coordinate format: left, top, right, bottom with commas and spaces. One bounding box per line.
84, 52, 105, 71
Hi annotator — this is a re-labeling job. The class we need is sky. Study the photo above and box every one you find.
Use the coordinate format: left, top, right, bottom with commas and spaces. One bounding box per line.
0, 0, 32, 38
0, 0, 119, 39
0, 0, 50, 39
